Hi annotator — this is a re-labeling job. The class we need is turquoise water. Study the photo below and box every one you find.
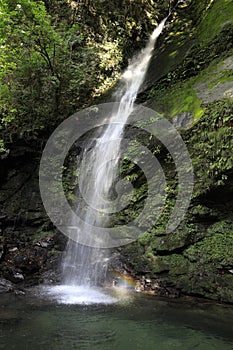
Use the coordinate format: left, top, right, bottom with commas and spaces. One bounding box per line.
0, 291, 232, 350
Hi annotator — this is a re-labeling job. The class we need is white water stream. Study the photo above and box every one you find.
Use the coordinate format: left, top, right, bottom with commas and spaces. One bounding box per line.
49, 17, 168, 304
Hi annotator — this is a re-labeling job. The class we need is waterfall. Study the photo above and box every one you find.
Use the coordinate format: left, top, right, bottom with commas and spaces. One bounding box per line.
61, 17, 168, 288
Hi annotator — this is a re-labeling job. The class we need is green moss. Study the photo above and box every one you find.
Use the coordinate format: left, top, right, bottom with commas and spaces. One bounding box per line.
189, 204, 219, 218
144, 0, 233, 122
123, 242, 150, 272
148, 52, 233, 122
150, 223, 207, 252
148, 79, 204, 120
208, 69, 233, 88
197, 0, 233, 44
207, 220, 233, 234
184, 228, 233, 267
185, 99, 233, 196
153, 254, 190, 275
215, 275, 233, 302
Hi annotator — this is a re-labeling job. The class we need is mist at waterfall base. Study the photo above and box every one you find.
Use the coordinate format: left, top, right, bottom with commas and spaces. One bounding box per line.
44, 18, 167, 305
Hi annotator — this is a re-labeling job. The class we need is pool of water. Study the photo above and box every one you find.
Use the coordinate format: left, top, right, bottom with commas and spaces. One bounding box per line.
0, 287, 233, 350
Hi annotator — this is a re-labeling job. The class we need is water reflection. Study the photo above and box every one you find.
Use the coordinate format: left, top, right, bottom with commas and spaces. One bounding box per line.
0, 293, 232, 350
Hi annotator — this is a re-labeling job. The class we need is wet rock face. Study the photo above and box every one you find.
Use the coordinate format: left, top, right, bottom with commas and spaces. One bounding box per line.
194, 57, 233, 103
0, 278, 14, 293
172, 112, 193, 130
119, 159, 233, 303
4, 246, 47, 278
0, 244, 5, 261
0, 145, 64, 287
119, 0, 233, 303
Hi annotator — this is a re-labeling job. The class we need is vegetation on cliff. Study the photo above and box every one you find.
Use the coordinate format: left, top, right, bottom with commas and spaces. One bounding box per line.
120, 0, 233, 302
0, 0, 232, 302
0, 0, 169, 152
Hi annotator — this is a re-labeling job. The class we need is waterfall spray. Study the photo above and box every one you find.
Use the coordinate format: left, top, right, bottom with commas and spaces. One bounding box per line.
61, 17, 168, 288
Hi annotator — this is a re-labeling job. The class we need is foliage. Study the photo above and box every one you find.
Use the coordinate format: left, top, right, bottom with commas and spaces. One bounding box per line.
184, 220, 233, 267
0, 1, 91, 146
0, 0, 171, 152
185, 100, 233, 196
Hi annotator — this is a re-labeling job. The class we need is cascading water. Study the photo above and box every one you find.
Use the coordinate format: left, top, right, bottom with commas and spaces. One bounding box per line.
48, 17, 168, 304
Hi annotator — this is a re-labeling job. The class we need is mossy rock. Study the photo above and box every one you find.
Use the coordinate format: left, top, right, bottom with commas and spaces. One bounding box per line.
159, 254, 190, 275
176, 264, 233, 302
183, 229, 233, 268
189, 204, 219, 219
206, 219, 233, 235
149, 223, 208, 253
